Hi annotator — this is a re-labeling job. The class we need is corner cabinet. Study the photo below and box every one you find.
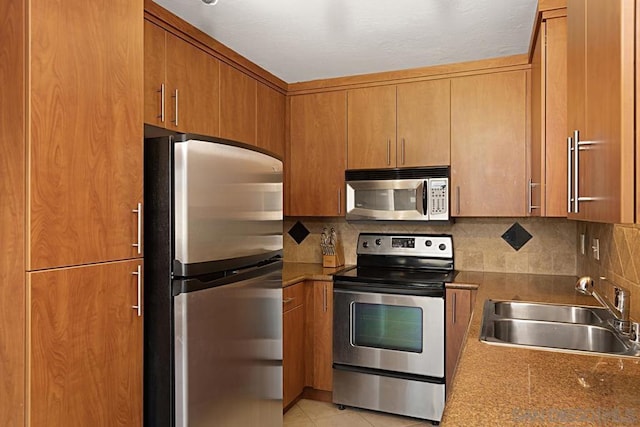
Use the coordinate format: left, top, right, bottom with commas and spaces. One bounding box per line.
144, 19, 220, 136
283, 283, 305, 408
566, 0, 634, 223
450, 70, 528, 217
289, 92, 347, 217
257, 83, 286, 159
445, 287, 476, 395
29, 260, 143, 426
530, 13, 568, 217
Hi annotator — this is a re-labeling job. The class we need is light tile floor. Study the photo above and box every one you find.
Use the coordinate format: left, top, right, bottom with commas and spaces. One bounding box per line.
284, 399, 434, 427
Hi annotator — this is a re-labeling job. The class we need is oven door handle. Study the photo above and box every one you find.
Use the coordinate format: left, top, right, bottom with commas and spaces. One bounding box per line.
333, 283, 445, 298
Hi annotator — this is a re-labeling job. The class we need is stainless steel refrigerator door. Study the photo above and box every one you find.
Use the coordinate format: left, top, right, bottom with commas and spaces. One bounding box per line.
174, 140, 283, 266
174, 266, 283, 427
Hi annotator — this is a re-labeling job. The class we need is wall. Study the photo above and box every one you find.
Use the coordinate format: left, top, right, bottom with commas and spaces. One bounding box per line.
576, 222, 640, 321
285, 217, 577, 276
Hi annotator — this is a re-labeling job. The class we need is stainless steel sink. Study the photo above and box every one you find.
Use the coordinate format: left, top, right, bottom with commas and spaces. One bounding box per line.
493, 301, 609, 324
480, 300, 640, 358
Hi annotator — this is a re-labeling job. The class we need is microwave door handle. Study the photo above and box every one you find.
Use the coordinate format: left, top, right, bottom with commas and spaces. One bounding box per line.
422, 180, 428, 216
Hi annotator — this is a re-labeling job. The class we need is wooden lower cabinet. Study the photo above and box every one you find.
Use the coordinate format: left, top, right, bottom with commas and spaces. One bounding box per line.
311, 281, 333, 391
28, 260, 143, 426
283, 283, 305, 408
445, 287, 476, 394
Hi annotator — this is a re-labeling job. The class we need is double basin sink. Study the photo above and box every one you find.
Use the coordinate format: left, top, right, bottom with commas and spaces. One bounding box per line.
480, 300, 640, 357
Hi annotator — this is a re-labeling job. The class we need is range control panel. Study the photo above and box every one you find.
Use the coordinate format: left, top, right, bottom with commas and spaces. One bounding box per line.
357, 233, 453, 259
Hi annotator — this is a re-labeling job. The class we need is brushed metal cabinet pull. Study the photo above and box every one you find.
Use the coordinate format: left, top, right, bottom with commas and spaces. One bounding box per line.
456, 186, 461, 215
132, 203, 142, 254
528, 179, 540, 213
567, 136, 572, 213
401, 138, 406, 165
132, 265, 142, 317
283, 297, 294, 304
337, 188, 341, 215
172, 89, 179, 127
158, 84, 165, 123
386, 140, 390, 166
452, 292, 457, 324
573, 130, 580, 213
323, 284, 327, 313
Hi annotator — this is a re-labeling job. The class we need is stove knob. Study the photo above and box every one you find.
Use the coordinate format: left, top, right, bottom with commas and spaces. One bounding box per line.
375, 238, 382, 246
439, 243, 446, 251
425, 240, 433, 247
362, 241, 369, 248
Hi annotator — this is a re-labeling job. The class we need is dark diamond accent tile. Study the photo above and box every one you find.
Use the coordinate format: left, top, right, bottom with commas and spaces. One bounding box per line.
501, 222, 533, 251
288, 221, 310, 244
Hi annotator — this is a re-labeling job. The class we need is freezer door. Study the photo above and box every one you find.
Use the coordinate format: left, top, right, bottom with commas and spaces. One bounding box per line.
174, 262, 283, 427
174, 139, 283, 268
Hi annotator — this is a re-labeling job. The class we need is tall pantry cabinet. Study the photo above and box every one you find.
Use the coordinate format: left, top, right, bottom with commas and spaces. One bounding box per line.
2, 0, 144, 425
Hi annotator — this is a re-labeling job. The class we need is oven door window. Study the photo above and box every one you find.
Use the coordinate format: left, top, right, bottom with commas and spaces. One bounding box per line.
351, 303, 422, 353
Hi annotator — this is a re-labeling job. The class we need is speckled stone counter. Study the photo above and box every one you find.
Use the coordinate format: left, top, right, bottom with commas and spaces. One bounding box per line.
442, 271, 640, 426
282, 262, 353, 287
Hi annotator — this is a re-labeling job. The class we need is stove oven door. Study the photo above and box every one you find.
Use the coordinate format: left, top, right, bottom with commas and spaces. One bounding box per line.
333, 288, 444, 379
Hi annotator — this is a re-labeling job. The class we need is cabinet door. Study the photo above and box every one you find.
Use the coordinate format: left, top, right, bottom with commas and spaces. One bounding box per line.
144, 20, 166, 127
451, 71, 527, 217
166, 33, 220, 136
544, 16, 569, 217
582, 0, 634, 223
257, 82, 285, 158
397, 79, 451, 167
220, 62, 257, 145
531, 16, 568, 218
29, 260, 143, 426
283, 304, 305, 408
30, 0, 143, 269
312, 281, 333, 392
347, 86, 397, 169
566, 0, 589, 220
289, 92, 347, 216
445, 288, 475, 394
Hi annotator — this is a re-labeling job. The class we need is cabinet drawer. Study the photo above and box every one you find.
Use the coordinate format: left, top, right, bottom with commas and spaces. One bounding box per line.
283, 282, 304, 312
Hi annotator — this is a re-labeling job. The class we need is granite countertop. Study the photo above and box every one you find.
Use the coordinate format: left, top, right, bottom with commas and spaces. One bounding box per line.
442, 271, 640, 426
282, 262, 353, 287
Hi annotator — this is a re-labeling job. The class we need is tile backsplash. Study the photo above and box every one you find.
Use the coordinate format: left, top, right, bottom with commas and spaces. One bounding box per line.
576, 222, 640, 320
285, 217, 577, 276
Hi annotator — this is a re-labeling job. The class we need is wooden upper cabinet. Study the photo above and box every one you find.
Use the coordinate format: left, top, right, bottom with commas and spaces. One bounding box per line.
144, 20, 220, 136
347, 81, 451, 169
166, 32, 220, 136
567, 0, 634, 223
531, 15, 568, 218
29, 0, 143, 269
397, 79, 451, 167
347, 86, 397, 169
144, 20, 166, 127
451, 71, 528, 217
290, 91, 347, 216
257, 82, 285, 158
29, 260, 143, 427
220, 62, 257, 145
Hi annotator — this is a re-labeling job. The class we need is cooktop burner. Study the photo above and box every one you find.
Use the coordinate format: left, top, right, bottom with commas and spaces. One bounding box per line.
333, 233, 455, 296
334, 266, 454, 287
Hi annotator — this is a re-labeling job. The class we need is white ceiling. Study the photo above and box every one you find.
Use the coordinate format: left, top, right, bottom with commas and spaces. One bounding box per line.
153, 0, 538, 83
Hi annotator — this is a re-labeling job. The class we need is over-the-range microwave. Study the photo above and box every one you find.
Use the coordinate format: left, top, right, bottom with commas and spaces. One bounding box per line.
345, 166, 450, 222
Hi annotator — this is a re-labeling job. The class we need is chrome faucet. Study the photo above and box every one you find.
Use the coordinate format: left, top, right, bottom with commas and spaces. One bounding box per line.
575, 276, 635, 336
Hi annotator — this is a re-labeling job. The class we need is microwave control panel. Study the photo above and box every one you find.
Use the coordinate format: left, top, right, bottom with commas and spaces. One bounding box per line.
428, 178, 449, 220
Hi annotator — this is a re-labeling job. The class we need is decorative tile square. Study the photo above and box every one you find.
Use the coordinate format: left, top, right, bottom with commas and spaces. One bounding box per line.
501, 222, 532, 251
288, 221, 310, 244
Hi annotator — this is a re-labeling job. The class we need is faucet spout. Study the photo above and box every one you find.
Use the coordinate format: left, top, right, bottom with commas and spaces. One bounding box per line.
576, 276, 631, 334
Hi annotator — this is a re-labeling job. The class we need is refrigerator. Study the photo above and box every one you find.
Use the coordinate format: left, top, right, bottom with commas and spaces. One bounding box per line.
144, 132, 283, 427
